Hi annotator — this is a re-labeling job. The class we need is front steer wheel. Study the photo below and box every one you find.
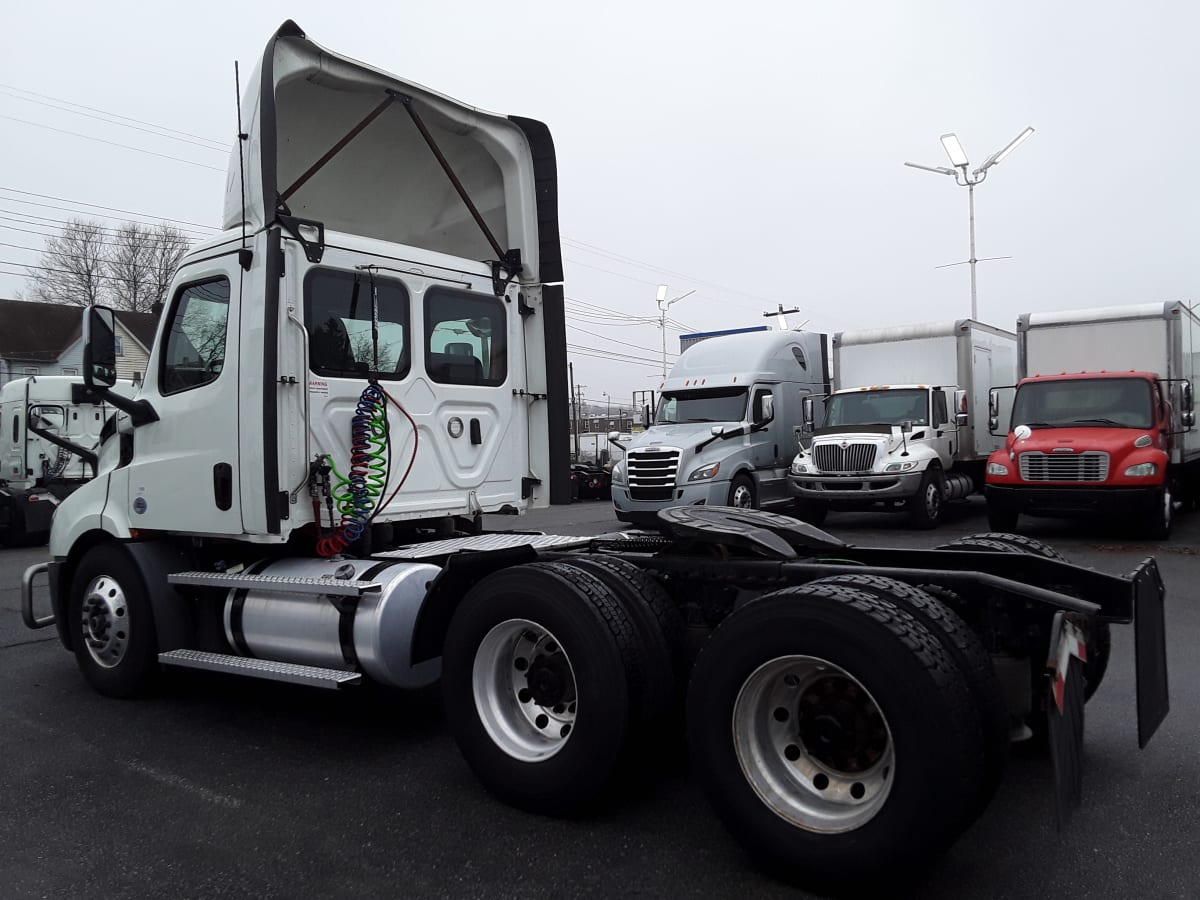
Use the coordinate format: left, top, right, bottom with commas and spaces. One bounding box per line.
68, 544, 160, 698
687, 583, 979, 890
907, 467, 944, 529
441, 563, 644, 815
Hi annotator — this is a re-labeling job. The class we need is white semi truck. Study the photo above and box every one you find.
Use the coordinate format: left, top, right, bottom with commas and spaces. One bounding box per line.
0, 375, 129, 545
788, 320, 1016, 528
610, 328, 829, 525
20, 22, 1170, 892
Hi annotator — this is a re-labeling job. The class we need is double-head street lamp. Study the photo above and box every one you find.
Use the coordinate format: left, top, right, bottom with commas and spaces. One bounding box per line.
906, 126, 1034, 320
656, 284, 695, 379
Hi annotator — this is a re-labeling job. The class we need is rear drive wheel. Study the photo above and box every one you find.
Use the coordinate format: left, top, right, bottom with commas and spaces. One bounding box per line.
442, 563, 642, 814
68, 544, 159, 698
728, 475, 757, 510
907, 468, 943, 529
687, 583, 979, 889
808, 574, 1006, 826
939, 533, 1109, 702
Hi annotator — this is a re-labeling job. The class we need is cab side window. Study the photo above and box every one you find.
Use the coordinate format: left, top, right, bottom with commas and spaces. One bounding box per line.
933, 390, 949, 428
161, 278, 231, 395
752, 388, 773, 423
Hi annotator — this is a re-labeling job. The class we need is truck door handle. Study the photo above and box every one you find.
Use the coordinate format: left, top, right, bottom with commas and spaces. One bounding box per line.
470, 418, 482, 445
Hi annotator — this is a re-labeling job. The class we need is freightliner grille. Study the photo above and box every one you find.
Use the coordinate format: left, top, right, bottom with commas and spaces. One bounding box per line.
1019, 451, 1110, 482
813, 443, 877, 474
627, 448, 680, 501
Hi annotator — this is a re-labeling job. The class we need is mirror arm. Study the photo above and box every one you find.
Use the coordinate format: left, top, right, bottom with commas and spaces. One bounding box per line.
95, 388, 159, 427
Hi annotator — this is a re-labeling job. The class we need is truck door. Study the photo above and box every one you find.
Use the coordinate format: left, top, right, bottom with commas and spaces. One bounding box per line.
126, 258, 242, 533
931, 389, 955, 466
750, 385, 787, 502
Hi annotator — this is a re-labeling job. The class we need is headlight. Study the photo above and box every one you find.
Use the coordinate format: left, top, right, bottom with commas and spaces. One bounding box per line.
790, 457, 808, 475
987, 462, 1009, 476
611, 462, 626, 486
1124, 462, 1157, 477
883, 461, 919, 473
688, 462, 721, 481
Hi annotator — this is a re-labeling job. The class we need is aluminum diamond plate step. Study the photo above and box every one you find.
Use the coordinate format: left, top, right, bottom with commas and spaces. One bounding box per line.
376, 533, 591, 559
167, 571, 381, 597
158, 649, 362, 689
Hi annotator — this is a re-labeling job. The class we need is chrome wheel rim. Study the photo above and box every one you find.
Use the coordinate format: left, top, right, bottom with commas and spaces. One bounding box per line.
924, 481, 941, 518
733, 655, 894, 833
731, 484, 754, 508
79, 574, 129, 669
472, 618, 578, 762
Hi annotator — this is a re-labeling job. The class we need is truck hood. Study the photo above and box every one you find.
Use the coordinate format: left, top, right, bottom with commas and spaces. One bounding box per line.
1010, 426, 1160, 456
810, 425, 921, 456
627, 422, 740, 452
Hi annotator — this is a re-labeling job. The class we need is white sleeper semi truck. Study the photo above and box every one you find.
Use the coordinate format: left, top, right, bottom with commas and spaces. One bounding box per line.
0, 375, 130, 545
611, 328, 829, 525
788, 320, 1016, 528
20, 22, 1170, 893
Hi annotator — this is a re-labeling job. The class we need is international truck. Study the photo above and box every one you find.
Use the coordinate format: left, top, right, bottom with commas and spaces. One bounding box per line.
985, 301, 1199, 538
19, 21, 1170, 893
0, 375, 130, 545
788, 320, 1016, 528
609, 328, 829, 525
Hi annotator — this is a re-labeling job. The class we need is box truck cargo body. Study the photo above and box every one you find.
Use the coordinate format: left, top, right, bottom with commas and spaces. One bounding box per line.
789, 319, 1016, 528
986, 301, 1199, 537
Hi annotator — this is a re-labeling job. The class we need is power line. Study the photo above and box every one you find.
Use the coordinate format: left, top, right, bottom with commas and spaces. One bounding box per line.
0, 88, 228, 153
0, 116, 225, 172
0, 187, 220, 230
567, 322, 678, 358
0, 83, 229, 148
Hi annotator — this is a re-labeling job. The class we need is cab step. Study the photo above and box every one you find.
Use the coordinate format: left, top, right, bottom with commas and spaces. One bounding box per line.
167, 571, 381, 597
158, 649, 362, 689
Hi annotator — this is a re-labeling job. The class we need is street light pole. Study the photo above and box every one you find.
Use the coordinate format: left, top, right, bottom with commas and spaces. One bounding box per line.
905, 126, 1033, 321
656, 284, 696, 379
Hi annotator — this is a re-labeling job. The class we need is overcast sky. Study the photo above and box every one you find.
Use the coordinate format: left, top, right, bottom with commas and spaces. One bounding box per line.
3, 1, 1196, 407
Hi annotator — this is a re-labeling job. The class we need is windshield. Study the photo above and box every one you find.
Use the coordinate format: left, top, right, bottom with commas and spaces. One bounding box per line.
824, 389, 929, 428
655, 388, 748, 424
1011, 377, 1154, 429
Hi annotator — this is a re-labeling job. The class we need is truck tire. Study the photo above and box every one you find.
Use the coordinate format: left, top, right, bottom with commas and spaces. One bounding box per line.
550, 556, 683, 732
1144, 487, 1172, 540
938, 534, 1109, 702
791, 499, 827, 527
808, 574, 1006, 826
986, 507, 1019, 533
441, 562, 643, 815
907, 467, 943, 529
68, 544, 160, 698
728, 474, 757, 510
687, 583, 980, 889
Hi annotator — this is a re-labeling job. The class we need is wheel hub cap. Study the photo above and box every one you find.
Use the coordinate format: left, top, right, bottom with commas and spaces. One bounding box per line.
79, 575, 129, 669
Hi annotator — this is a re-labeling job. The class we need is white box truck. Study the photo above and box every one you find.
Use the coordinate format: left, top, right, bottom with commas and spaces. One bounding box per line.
985, 301, 1199, 537
610, 328, 829, 525
789, 319, 1016, 528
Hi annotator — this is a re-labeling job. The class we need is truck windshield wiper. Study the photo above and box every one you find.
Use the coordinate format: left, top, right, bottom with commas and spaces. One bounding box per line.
1069, 417, 1126, 427
683, 418, 718, 423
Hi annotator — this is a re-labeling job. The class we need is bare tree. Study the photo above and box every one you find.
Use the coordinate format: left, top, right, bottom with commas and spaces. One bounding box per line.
106, 222, 155, 312
27, 218, 107, 306
26, 219, 191, 311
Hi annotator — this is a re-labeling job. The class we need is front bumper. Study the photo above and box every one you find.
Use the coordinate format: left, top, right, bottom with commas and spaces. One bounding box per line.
986, 484, 1162, 518
612, 478, 731, 523
787, 470, 924, 503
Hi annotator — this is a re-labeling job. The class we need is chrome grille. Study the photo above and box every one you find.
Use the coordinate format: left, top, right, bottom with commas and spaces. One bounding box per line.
813, 443, 877, 474
1019, 451, 1110, 482
627, 448, 681, 501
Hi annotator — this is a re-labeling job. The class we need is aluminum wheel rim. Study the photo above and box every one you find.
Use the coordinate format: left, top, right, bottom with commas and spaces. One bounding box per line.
731, 484, 753, 508
472, 618, 578, 762
733, 655, 894, 833
924, 480, 941, 518
79, 574, 129, 669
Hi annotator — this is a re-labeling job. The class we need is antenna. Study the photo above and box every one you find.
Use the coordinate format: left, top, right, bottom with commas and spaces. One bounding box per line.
234, 61, 251, 271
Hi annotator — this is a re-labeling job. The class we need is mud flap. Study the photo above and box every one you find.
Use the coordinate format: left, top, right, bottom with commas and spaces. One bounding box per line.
1131, 557, 1168, 749
1046, 612, 1087, 829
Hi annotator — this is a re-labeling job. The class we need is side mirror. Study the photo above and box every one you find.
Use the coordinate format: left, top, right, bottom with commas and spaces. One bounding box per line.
954, 389, 969, 427
1184, 411, 1196, 429
802, 396, 815, 431
988, 389, 999, 419
757, 394, 775, 425
1182, 380, 1194, 413
642, 405, 651, 429
901, 420, 913, 435
83, 306, 118, 388
988, 415, 999, 434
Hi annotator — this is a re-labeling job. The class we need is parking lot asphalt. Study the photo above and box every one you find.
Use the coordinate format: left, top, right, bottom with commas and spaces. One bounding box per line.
2, 497, 1198, 899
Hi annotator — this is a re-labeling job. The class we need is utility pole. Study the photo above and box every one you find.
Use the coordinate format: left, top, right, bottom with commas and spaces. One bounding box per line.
569, 362, 579, 459
764, 303, 801, 330
656, 285, 696, 379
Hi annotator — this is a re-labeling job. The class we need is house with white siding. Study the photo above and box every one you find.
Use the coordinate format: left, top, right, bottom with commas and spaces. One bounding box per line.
0, 298, 159, 386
